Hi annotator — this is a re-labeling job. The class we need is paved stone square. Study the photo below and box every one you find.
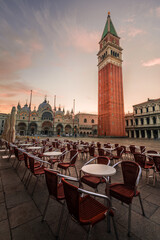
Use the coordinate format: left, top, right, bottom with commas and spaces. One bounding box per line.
0, 137, 160, 240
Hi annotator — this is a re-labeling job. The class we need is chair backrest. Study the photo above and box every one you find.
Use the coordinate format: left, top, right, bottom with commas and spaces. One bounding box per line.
17, 150, 24, 161
14, 147, 19, 159
140, 146, 146, 153
134, 153, 146, 168
129, 145, 136, 154
115, 144, 119, 148
44, 169, 59, 199
28, 156, 35, 174
98, 148, 105, 156
23, 152, 29, 168
153, 156, 160, 172
70, 150, 78, 164
97, 156, 110, 165
97, 142, 101, 148
89, 146, 95, 156
121, 145, 126, 153
116, 147, 124, 157
62, 178, 79, 220
121, 161, 140, 189
67, 143, 71, 151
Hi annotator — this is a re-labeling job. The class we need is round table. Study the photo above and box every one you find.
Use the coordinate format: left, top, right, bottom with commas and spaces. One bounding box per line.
81, 164, 116, 196
81, 164, 116, 177
43, 151, 62, 157
27, 146, 42, 150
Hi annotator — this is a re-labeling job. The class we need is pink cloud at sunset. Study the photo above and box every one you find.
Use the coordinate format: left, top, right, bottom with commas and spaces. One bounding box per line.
156, 7, 160, 17
128, 27, 145, 37
142, 58, 160, 67
70, 28, 100, 53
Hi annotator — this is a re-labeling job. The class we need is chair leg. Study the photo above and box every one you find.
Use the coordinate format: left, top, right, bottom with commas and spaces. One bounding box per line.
128, 204, 131, 237
138, 194, 145, 216
86, 225, 92, 240
112, 216, 119, 240
74, 166, 78, 178
42, 195, 50, 221
107, 213, 111, 233
31, 176, 39, 197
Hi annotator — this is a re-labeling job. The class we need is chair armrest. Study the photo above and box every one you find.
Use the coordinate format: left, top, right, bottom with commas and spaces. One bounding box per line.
84, 157, 97, 166
58, 173, 79, 182
78, 188, 111, 202
112, 161, 122, 168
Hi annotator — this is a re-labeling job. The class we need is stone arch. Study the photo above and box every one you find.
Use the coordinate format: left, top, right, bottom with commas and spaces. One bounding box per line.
17, 122, 27, 136
56, 124, 63, 136
42, 121, 53, 135
65, 125, 72, 134
29, 122, 37, 135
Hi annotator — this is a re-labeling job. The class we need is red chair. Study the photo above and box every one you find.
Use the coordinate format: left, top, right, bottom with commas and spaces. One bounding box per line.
109, 161, 145, 236
98, 148, 105, 156
61, 178, 119, 240
134, 153, 153, 183
153, 156, 160, 186
27, 155, 51, 196
42, 169, 65, 238
146, 150, 158, 166
80, 156, 110, 192
112, 147, 124, 164
57, 150, 78, 177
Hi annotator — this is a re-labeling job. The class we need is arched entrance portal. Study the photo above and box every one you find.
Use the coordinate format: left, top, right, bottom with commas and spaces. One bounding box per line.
29, 122, 37, 135
17, 122, 27, 136
65, 125, 72, 134
42, 121, 53, 136
56, 124, 63, 136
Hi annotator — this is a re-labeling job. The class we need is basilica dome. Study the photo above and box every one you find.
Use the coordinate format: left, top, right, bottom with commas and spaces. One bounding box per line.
38, 99, 52, 111
21, 104, 30, 112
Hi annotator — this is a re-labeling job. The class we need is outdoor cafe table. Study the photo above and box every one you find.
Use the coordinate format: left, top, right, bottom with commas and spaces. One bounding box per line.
19, 143, 32, 147
43, 151, 62, 157
81, 164, 116, 196
27, 146, 42, 150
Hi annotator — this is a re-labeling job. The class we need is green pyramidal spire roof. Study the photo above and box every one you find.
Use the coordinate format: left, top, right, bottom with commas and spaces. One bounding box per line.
101, 12, 118, 40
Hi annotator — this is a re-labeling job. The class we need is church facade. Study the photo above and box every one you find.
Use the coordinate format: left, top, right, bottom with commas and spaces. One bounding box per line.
98, 12, 125, 137
15, 99, 98, 137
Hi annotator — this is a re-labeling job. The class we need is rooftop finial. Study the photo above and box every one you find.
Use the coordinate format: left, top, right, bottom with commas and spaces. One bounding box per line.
108, 11, 110, 16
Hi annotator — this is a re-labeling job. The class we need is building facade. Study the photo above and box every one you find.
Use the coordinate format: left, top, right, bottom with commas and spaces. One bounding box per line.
75, 113, 98, 137
125, 98, 160, 139
0, 113, 8, 135
98, 12, 125, 137
15, 98, 97, 137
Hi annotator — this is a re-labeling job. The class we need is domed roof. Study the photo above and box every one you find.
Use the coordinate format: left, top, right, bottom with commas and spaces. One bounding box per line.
21, 104, 30, 112
38, 99, 52, 111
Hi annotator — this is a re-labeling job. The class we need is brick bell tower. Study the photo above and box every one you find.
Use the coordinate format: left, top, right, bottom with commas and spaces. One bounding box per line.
98, 12, 125, 137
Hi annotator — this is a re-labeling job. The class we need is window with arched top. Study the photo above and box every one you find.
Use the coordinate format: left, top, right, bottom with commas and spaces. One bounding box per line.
153, 117, 156, 124
84, 118, 87, 123
91, 119, 94, 123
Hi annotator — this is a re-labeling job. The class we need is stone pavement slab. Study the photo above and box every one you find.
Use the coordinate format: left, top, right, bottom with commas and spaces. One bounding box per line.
8, 201, 40, 229
0, 220, 11, 240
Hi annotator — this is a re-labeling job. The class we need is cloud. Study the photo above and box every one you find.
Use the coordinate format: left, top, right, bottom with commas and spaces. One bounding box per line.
68, 27, 100, 53
142, 58, 160, 67
156, 7, 160, 18
128, 27, 145, 37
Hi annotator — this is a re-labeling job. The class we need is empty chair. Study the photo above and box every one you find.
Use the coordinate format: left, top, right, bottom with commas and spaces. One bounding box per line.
109, 161, 145, 236
98, 148, 105, 156
112, 147, 124, 164
42, 169, 65, 238
57, 150, 78, 177
153, 156, 160, 186
27, 155, 50, 196
134, 153, 153, 183
80, 156, 110, 192
146, 150, 158, 166
140, 146, 146, 154
62, 178, 119, 240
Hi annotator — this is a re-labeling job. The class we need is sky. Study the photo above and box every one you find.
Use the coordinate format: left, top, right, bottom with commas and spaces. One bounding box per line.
0, 0, 160, 114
